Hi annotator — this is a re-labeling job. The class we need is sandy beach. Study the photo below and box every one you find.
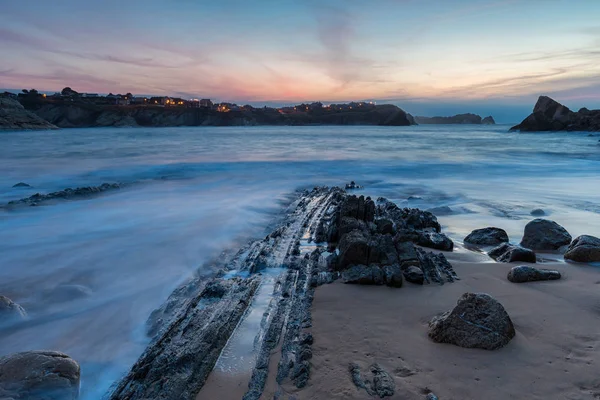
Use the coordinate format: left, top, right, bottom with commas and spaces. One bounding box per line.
258, 247, 600, 400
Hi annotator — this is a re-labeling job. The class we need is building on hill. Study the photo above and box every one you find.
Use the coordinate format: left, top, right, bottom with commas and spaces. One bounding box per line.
199, 99, 213, 108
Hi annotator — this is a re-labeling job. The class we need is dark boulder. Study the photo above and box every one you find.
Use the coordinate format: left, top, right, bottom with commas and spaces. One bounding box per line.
338, 216, 368, 238
337, 230, 370, 269
564, 235, 600, 263
0, 295, 27, 323
394, 240, 420, 268
0, 351, 80, 400
348, 363, 395, 398
520, 219, 572, 251
416, 231, 454, 251
342, 265, 385, 286
375, 218, 395, 235
507, 266, 561, 283
489, 243, 536, 263
530, 208, 546, 217
428, 292, 515, 350
403, 266, 424, 285
368, 234, 400, 266
342, 264, 403, 288
464, 227, 509, 246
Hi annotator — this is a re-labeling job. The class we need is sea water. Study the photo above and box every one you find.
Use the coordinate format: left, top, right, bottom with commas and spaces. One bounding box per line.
1, 124, 599, 398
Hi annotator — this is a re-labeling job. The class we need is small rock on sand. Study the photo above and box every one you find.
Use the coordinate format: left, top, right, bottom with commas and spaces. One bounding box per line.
428, 292, 515, 350
507, 265, 561, 283
489, 243, 536, 263
564, 235, 600, 263
464, 227, 509, 246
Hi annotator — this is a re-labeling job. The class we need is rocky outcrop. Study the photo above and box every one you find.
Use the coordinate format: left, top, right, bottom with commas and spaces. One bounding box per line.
414, 113, 494, 125
510, 96, 600, 132
488, 243, 536, 263
464, 227, 509, 246
0, 351, 80, 400
520, 219, 572, 251
403, 266, 424, 285
428, 292, 515, 350
507, 266, 561, 283
0, 97, 57, 130
6, 183, 123, 208
342, 264, 403, 287
22, 101, 413, 128
482, 116, 496, 124
0, 295, 27, 324
564, 235, 600, 263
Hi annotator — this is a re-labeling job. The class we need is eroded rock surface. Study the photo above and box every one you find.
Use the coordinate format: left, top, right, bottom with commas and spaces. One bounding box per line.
0, 351, 80, 400
428, 292, 515, 350
348, 363, 395, 398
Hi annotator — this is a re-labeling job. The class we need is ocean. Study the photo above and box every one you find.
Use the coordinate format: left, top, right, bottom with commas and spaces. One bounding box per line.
1, 124, 599, 398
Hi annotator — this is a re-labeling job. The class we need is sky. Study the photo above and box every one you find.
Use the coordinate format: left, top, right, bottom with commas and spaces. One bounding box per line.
1, 0, 600, 123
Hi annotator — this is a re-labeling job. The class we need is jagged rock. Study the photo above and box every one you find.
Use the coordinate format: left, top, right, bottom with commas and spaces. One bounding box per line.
428, 293, 515, 350
382, 264, 403, 288
0, 97, 58, 130
426, 205, 454, 216
530, 208, 546, 216
464, 227, 509, 246
12, 182, 31, 188
0, 295, 27, 323
292, 361, 310, 388
375, 218, 395, 235
342, 265, 385, 285
368, 234, 400, 266
338, 216, 368, 238
416, 249, 458, 284
338, 230, 370, 269
416, 231, 454, 251
520, 219, 572, 251
403, 266, 424, 285
488, 243, 536, 263
401, 209, 441, 232
0, 351, 80, 400
394, 241, 420, 268
564, 235, 600, 263
482, 116, 496, 124
510, 95, 600, 132
507, 266, 561, 283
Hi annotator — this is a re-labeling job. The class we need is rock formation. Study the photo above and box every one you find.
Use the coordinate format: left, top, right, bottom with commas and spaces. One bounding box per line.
348, 363, 395, 398
6, 183, 123, 208
488, 243, 536, 263
510, 96, 600, 132
464, 227, 509, 246
110, 187, 459, 400
520, 219, 572, 251
564, 235, 600, 263
20, 101, 413, 128
0, 351, 80, 400
414, 113, 495, 125
0, 97, 57, 130
428, 292, 515, 350
0, 295, 27, 324
507, 266, 561, 283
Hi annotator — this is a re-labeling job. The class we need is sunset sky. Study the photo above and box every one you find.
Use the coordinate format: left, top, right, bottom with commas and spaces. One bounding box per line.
2, 0, 599, 122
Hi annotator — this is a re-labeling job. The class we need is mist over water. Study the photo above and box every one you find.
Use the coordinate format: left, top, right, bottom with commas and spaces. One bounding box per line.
1, 125, 599, 398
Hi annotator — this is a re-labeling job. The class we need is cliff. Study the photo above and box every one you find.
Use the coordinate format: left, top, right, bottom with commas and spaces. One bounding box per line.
413, 113, 495, 125
0, 97, 58, 130
18, 100, 414, 128
510, 96, 600, 132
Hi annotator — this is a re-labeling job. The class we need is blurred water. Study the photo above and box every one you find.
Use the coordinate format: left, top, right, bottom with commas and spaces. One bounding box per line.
0, 124, 599, 398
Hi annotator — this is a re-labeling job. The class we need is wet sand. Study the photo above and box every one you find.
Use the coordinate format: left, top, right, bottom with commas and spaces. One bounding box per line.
263, 249, 600, 399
